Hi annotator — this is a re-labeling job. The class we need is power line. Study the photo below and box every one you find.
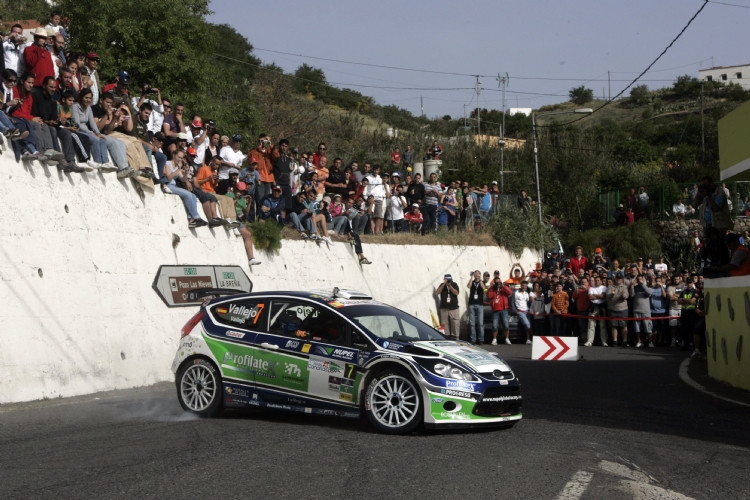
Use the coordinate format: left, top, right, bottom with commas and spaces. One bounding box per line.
253, 46, 480, 78
561, 0, 710, 126
707, 0, 750, 8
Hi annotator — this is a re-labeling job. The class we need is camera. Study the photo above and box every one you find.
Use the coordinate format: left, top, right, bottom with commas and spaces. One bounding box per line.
206, 119, 215, 128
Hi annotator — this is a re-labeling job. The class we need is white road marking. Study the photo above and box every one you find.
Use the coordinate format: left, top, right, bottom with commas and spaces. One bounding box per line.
599, 460, 694, 500
679, 359, 750, 407
618, 479, 694, 499
557, 470, 593, 500
599, 459, 654, 483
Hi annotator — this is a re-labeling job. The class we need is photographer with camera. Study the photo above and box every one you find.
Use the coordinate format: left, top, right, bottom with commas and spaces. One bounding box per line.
487, 275, 513, 345
3, 24, 28, 75
249, 133, 276, 204
131, 82, 164, 135
188, 115, 211, 169
436, 274, 460, 339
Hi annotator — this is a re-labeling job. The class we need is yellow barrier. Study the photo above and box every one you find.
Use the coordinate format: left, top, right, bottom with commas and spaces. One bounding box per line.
704, 276, 750, 391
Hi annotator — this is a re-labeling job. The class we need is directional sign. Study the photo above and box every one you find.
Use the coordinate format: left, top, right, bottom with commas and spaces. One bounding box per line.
152, 265, 253, 307
531, 336, 578, 361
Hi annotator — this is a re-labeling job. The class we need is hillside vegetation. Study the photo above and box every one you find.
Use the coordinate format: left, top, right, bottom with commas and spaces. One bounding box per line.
7, 1, 749, 246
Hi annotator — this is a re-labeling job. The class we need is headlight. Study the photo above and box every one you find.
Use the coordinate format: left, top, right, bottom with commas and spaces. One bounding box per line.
433, 362, 474, 381
489, 353, 511, 372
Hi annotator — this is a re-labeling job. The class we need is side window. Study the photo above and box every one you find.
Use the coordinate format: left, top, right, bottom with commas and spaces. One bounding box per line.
269, 300, 344, 344
399, 318, 421, 340
212, 299, 267, 330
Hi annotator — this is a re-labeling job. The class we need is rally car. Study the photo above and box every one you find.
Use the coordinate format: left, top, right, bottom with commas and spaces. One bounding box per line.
172, 288, 522, 434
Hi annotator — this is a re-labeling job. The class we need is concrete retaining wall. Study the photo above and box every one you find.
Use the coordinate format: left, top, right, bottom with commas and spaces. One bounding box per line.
0, 156, 537, 404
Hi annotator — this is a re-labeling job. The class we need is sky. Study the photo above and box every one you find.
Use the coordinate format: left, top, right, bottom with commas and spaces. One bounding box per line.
207, 0, 750, 120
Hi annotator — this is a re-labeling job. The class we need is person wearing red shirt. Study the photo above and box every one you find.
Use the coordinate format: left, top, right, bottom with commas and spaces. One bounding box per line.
404, 203, 423, 232
569, 246, 588, 275
571, 277, 592, 342
624, 207, 635, 225
10, 72, 46, 162
23, 29, 54, 88
312, 142, 326, 166
487, 277, 513, 345
391, 147, 401, 168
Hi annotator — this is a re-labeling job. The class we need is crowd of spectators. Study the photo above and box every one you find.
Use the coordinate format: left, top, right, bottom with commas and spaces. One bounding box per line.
4, 13, 747, 280
0, 13, 523, 261
453, 233, 748, 358
0, 13, 268, 265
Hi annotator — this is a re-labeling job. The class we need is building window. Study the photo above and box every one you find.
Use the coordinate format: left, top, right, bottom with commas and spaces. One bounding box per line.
736, 72, 742, 79
706, 76, 713, 82
721, 74, 728, 81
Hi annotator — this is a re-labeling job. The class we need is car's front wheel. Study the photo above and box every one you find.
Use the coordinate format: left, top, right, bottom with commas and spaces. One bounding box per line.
364, 369, 422, 434
177, 358, 223, 417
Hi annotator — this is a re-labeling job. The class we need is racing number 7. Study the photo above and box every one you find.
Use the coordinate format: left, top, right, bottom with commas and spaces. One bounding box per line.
345, 363, 355, 379
252, 303, 265, 325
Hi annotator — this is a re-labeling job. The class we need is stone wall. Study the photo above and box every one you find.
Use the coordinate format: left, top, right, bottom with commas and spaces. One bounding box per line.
651, 218, 750, 247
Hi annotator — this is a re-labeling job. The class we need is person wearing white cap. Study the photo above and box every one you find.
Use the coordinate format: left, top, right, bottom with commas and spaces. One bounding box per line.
23, 28, 55, 88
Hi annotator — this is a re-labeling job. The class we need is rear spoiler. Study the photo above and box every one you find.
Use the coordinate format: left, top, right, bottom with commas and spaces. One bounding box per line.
186, 288, 246, 302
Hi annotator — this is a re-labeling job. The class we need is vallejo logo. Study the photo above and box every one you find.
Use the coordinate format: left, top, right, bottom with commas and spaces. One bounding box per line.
285, 363, 302, 377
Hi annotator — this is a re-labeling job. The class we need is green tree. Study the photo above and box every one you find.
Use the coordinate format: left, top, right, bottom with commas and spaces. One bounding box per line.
671, 75, 701, 100
58, 0, 213, 98
0, 0, 50, 25
629, 84, 650, 105
569, 86, 593, 105
293, 64, 328, 98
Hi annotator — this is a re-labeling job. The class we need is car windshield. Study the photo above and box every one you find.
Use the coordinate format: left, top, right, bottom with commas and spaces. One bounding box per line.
343, 304, 444, 342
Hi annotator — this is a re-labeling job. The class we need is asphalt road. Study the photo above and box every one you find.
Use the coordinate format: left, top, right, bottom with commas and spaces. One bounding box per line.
1, 345, 748, 500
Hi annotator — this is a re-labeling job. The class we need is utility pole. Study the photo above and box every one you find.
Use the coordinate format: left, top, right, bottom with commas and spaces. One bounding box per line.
608, 70, 611, 101
497, 73, 508, 192
475, 76, 481, 137
420, 96, 424, 117
700, 82, 705, 162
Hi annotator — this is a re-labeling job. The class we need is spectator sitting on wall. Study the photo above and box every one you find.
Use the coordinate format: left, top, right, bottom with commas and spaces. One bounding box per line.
163, 150, 207, 228
427, 140, 443, 160
102, 70, 130, 105
260, 185, 284, 224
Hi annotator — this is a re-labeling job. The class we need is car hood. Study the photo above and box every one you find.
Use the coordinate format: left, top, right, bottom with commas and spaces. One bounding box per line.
412, 340, 512, 373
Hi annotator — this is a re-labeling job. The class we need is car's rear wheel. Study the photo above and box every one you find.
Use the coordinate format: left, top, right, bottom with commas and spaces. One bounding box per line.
177, 358, 223, 417
365, 369, 422, 434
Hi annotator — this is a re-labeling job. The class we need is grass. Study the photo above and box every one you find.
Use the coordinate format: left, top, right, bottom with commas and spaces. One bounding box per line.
279, 226, 498, 246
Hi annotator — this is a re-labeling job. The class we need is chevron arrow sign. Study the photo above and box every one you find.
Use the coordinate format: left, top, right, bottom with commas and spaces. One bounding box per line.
532, 336, 578, 361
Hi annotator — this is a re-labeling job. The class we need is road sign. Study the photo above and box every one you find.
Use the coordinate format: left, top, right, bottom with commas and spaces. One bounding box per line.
531, 336, 578, 361
152, 265, 253, 307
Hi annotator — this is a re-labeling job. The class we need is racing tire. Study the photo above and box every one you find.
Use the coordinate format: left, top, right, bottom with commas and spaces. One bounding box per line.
177, 358, 223, 417
364, 369, 422, 435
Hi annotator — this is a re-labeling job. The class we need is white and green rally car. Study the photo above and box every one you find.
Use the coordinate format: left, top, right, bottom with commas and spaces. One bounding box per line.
172, 288, 522, 434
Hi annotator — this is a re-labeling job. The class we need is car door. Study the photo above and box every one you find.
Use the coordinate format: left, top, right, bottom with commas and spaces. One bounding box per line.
205, 297, 268, 388
253, 298, 362, 408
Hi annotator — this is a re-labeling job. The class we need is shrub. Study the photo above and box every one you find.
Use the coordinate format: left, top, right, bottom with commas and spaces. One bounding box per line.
487, 203, 559, 257
567, 219, 661, 263
248, 220, 282, 255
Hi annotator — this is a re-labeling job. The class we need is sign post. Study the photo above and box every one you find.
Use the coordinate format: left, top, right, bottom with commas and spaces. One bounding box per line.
152, 265, 253, 307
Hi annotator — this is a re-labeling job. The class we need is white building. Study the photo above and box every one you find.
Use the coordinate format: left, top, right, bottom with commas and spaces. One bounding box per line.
699, 64, 750, 90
